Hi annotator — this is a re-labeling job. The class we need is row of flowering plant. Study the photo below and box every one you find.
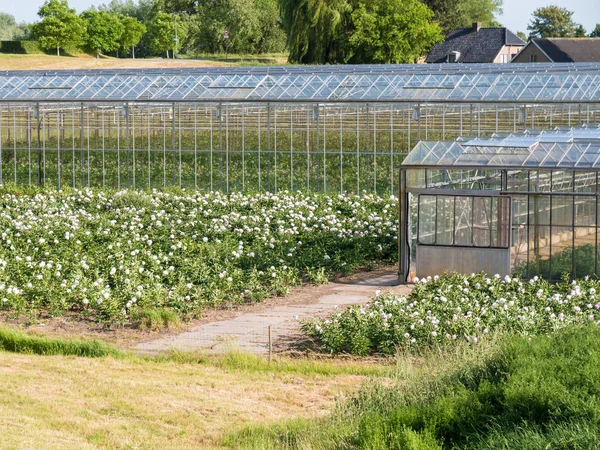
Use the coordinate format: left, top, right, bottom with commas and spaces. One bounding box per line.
0, 186, 397, 324
303, 273, 600, 355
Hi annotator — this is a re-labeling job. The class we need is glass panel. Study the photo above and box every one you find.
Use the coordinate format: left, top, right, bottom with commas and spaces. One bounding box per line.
575, 196, 596, 227
551, 196, 573, 227
574, 172, 597, 193
550, 226, 573, 279
436, 196, 454, 245
491, 196, 511, 248
529, 195, 551, 226
454, 196, 472, 246
507, 171, 529, 191
573, 231, 596, 279
529, 171, 552, 192
551, 171, 574, 192
473, 197, 491, 247
418, 196, 436, 245
529, 225, 550, 279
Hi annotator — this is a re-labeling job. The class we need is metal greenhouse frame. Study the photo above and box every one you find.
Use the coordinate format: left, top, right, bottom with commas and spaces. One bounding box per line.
1, 63, 600, 195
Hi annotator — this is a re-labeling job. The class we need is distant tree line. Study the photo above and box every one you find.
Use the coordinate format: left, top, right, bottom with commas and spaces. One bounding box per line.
1, 0, 598, 63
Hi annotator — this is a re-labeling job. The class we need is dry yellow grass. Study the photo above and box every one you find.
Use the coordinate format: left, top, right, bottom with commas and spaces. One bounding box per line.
0, 54, 287, 71
0, 351, 369, 449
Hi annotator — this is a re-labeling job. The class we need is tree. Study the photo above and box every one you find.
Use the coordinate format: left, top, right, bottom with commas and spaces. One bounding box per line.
146, 10, 187, 58
32, 0, 86, 56
280, 0, 352, 64
458, 0, 503, 28
119, 16, 146, 57
575, 25, 586, 37
347, 0, 443, 63
81, 10, 125, 58
0, 13, 31, 40
420, 0, 503, 34
280, 0, 442, 64
591, 24, 600, 38
516, 31, 527, 42
527, 5, 580, 38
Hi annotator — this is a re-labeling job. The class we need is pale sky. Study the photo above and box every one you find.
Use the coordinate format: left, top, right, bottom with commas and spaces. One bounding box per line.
3, 0, 600, 36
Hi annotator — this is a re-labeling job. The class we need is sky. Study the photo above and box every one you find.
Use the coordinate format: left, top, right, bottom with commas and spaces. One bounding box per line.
3, 0, 600, 35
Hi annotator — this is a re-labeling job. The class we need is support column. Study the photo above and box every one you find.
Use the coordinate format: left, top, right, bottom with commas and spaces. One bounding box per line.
399, 168, 410, 284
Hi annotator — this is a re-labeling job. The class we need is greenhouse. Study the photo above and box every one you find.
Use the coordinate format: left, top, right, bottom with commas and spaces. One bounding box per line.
399, 124, 600, 282
0, 63, 600, 194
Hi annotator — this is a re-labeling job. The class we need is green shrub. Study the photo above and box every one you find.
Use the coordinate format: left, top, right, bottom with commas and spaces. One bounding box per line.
227, 326, 600, 449
304, 272, 600, 355
0, 40, 44, 54
0, 326, 121, 357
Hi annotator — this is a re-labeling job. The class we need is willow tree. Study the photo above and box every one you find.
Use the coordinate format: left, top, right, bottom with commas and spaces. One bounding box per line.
280, 0, 351, 64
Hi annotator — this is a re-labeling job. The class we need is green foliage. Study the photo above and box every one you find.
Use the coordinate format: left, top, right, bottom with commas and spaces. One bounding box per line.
280, 0, 442, 64
146, 10, 183, 57
81, 10, 125, 57
0, 41, 44, 54
575, 24, 586, 37
0, 13, 31, 41
0, 326, 121, 357
516, 30, 527, 41
32, 0, 87, 56
347, 0, 443, 64
305, 272, 600, 355
118, 15, 146, 57
421, 0, 503, 34
527, 5, 581, 38
0, 188, 397, 325
591, 24, 600, 37
228, 326, 600, 449
131, 307, 181, 331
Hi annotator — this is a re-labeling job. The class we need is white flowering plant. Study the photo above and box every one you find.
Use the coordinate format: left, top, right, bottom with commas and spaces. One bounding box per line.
303, 272, 600, 355
0, 186, 397, 324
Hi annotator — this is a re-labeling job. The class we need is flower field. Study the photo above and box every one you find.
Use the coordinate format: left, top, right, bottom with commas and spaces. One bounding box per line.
304, 273, 600, 355
0, 186, 397, 324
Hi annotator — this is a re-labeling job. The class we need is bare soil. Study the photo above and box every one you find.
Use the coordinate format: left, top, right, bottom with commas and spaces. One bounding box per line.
0, 54, 287, 71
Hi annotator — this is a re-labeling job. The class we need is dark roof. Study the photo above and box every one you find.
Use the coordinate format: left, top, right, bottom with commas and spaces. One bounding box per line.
426, 27, 525, 63
532, 38, 600, 62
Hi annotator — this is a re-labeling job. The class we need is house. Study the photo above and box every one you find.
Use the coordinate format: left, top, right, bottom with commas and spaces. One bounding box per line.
426, 22, 526, 64
511, 38, 600, 63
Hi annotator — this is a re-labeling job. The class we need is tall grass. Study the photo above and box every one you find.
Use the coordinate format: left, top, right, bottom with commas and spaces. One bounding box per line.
0, 327, 122, 357
226, 326, 600, 449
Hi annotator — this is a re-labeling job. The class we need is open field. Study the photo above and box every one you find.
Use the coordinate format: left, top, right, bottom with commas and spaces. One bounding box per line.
0, 347, 386, 449
0, 54, 288, 71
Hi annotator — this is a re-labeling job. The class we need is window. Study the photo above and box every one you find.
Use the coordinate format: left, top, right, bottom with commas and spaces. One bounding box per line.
529, 54, 538, 62
500, 54, 508, 63
417, 195, 511, 248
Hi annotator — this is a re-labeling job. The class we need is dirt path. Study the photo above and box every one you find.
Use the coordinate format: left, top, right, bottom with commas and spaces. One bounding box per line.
135, 267, 412, 356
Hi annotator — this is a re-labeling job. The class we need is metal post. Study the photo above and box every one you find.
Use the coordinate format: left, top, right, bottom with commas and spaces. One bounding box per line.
322, 104, 326, 193
80, 103, 85, 188
268, 325, 272, 363
242, 105, 245, 190
57, 109, 61, 190
27, 106, 31, 185
399, 168, 409, 283
290, 107, 293, 191
340, 107, 343, 194
0, 106, 3, 186
267, 103, 272, 192
102, 107, 106, 189
172, 102, 176, 187
194, 104, 198, 190
178, 104, 182, 188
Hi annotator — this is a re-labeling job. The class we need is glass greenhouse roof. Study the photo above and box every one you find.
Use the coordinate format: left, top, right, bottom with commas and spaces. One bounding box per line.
0, 63, 600, 103
402, 127, 600, 170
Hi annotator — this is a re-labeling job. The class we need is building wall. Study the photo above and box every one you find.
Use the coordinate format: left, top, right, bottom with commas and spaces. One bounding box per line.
494, 45, 525, 63
512, 44, 552, 63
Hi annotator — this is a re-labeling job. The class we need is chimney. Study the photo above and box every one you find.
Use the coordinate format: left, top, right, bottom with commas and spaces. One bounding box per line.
473, 22, 482, 32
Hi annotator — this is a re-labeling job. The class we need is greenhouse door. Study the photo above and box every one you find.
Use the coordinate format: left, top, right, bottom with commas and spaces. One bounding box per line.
415, 194, 511, 278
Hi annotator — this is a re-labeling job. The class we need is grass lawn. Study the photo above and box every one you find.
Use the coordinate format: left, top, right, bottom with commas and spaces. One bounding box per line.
0, 347, 385, 449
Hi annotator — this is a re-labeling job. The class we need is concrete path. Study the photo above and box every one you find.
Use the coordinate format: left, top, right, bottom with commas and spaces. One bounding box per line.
135, 269, 412, 355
